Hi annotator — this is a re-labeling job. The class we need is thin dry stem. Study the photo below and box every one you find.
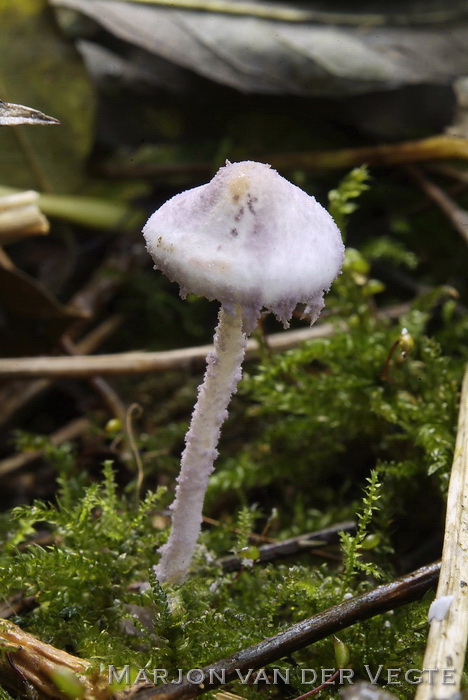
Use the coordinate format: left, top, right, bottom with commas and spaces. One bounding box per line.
62, 335, 127, 423
406, 165, 468, 245
268, 136, 468, 171
102, 137, 468, 180
0, 315, 123, 429
0, 301, 411, 381
414, 364, 468, 700
0, 324, 335, 379
128, 563, 440, 700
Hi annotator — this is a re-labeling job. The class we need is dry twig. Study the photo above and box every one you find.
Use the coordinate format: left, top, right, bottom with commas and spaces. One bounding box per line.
268, 136, 468, 172
0, 236, 146, 424
0, 315, 123, 428
0, 563, 439, 700
128, 562, 440, 700
406, 165, 468, 245
0, 298, 411, 381
61, 336, 127, 423
415, 365, 468, 700
425, 163, 468, 186
0, 324, 335, 379
102, 136, 468, 180
201, 515, 276, 544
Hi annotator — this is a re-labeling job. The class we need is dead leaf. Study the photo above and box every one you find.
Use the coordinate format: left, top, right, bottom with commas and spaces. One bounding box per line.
0, 264, 88, 356
51, 0, 468, 97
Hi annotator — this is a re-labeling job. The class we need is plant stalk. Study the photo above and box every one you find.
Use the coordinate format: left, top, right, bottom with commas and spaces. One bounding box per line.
414, 364, 468, 700
155, 304, 247, 583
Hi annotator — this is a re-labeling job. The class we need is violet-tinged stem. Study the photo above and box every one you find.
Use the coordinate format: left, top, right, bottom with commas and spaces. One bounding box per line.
155, 304, 247, 583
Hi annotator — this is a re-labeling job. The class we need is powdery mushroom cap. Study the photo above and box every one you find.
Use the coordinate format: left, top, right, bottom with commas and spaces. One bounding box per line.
143, 161, 344, 331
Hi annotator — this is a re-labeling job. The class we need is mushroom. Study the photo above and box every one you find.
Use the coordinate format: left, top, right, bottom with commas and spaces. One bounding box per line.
143, 160, 344, 583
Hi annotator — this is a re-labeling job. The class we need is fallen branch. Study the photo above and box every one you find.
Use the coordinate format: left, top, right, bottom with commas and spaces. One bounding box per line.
128, 562, 440, 700
68, 237, 148, 321
0, 593, 37, 620
415, 364, 468, 700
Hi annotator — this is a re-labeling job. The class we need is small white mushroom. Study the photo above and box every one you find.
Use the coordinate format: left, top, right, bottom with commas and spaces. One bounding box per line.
143, 160, 344, 583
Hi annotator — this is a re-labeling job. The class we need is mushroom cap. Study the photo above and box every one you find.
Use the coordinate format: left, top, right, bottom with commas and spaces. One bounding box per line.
143, 161, 344, 331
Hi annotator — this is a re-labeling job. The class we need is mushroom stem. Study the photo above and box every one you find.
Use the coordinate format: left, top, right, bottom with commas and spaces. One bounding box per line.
155, 304, 248, 583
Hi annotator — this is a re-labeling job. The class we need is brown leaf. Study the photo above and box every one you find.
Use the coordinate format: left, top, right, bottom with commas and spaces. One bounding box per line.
52, 0, 468, 97
0, 264, 88, 356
